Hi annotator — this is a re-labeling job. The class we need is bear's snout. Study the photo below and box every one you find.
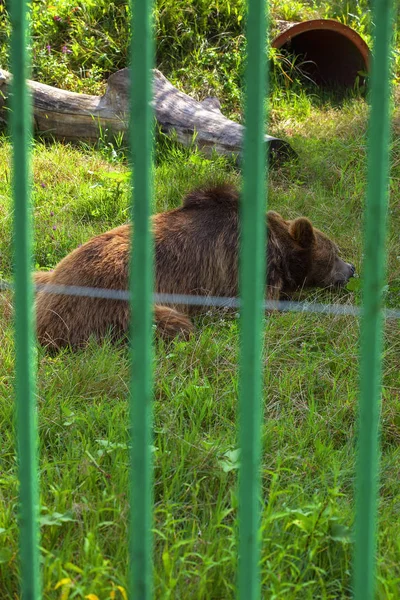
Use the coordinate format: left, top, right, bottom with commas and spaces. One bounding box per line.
333, 259, 356, 286
344, 262, 356, 281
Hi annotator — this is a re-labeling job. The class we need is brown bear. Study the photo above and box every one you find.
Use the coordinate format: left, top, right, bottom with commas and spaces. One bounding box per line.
34, 184, 355, 350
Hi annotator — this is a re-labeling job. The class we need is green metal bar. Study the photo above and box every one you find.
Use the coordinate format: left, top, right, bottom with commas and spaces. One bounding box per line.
128, 0, 154, 598
238, 0, 268, 598
354, 2, 394, 599
9, 0, 41, 598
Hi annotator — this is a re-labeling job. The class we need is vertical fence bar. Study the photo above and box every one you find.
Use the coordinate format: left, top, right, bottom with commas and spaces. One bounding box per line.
128, 0, 154, 598
354, 2, 394, 599
238, 0, 268, 598
9, 0, 41, 598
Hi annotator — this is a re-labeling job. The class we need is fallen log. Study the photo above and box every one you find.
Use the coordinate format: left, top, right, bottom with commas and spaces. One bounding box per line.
0, 67, 295, 161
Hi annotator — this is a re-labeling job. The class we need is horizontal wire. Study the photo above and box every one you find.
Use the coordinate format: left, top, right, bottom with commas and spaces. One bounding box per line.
1, 277, 400, 319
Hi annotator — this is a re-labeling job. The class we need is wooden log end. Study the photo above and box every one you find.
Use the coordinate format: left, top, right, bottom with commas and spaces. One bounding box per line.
266, 136, 297, 163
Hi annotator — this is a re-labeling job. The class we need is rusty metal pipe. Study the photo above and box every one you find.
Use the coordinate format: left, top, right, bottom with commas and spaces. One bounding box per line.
272, 19, 370, 88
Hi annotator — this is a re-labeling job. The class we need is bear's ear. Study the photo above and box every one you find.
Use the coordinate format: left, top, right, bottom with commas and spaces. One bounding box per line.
268, 210, 284, 221
289, 217, 315, 248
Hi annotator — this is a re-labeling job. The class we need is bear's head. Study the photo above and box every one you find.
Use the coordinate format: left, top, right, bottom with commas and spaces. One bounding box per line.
288, 216, 355, 288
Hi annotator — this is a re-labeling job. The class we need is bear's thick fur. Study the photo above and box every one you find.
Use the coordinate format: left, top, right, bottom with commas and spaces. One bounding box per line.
34, 184, 354, 349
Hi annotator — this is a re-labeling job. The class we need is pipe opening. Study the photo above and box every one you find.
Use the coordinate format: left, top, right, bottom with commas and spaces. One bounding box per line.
272, 20, 370, 90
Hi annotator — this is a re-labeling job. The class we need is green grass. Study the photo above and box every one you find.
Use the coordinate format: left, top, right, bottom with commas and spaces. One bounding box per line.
1, 0, 400, 598
0, 0, 387, 115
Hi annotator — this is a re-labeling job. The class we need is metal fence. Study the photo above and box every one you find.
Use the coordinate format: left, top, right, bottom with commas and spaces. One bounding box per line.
9, 0, 394, 598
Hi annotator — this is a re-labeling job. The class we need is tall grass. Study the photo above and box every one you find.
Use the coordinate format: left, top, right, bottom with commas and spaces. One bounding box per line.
0, 0, 399, 598
0, 0, 383, 110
